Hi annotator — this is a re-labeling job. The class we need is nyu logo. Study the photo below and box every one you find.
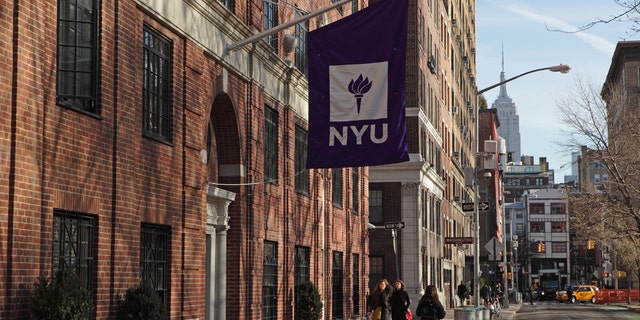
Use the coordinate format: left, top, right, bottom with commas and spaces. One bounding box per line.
328, 62, 389, 146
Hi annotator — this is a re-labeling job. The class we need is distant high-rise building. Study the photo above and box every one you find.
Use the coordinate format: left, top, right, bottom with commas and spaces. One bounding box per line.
491, 51, 522, 162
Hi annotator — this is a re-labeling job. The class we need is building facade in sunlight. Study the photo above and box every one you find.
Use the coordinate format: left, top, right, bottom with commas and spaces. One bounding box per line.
0, 0, 368, 319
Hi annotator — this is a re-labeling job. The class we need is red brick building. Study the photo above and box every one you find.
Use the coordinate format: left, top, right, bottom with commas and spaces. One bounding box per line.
0, 0, 368, 319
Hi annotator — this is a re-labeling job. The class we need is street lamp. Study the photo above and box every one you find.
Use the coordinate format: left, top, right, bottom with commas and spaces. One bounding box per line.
472, 64, 570, 307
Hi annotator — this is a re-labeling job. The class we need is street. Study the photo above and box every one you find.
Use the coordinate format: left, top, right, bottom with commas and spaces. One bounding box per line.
512, 301, 640, 319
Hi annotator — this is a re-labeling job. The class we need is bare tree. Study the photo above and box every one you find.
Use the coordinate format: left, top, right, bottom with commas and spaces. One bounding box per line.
548, 1, 640, 38
557, 78, 640, 298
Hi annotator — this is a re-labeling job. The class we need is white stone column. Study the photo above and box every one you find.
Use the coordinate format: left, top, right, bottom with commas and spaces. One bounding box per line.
206, 184, 235, 320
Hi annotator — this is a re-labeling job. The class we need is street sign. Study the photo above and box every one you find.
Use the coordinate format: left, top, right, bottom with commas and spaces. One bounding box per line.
444, 237, 474, 245
462, 202, 490, 212
484, 236, 503, 257
384, 221, 405, 229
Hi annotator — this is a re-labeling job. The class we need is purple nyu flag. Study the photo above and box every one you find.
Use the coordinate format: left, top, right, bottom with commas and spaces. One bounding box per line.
306, 0, 409, 168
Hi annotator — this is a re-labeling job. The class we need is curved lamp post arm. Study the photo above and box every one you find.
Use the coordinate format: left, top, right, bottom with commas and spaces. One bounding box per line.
477, 64, 570, 95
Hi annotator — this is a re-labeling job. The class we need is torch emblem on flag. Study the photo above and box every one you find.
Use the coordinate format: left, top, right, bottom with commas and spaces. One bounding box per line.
348, 74, 372, 114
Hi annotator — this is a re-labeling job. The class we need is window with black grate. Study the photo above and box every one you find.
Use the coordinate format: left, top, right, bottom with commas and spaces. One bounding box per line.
264, 106, 279, 182
332, 168, 343, 207
294, 126, 309, 194
141, 223, 171, 306
263, 241, 278, 320
332, 251, 344, 319
52, 210, 95, 291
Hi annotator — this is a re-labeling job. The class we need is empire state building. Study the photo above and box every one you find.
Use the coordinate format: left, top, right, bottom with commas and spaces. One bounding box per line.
491, 58, 521, 162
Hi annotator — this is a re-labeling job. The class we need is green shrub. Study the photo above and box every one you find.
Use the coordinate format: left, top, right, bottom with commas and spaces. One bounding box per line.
117, 281, 168, 320
30, 270, 93, 320
295, 281, 323, 320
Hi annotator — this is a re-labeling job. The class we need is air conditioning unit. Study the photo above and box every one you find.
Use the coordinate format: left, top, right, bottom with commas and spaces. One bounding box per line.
452, 106, 459, 114
482, 154, 496, 170
453, 151, 460, 159
453, 196, 461, 202
460, 125, 466, 132
471, 47, 476, 54
452, 18, 458, 26
485, 140, 498, 153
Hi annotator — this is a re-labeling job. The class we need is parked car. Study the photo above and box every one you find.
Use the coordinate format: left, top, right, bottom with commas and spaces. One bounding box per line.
556, 284, 578, 303
571, 285, 599, 303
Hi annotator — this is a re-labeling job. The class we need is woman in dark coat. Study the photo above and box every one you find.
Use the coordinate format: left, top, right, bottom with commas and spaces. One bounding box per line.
390, 280, 411, 320
415, 285, 446, 320
369, 279, 393, 320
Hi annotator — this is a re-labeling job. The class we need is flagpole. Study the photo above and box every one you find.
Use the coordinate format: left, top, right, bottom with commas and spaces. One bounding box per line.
225, 0, 358, 54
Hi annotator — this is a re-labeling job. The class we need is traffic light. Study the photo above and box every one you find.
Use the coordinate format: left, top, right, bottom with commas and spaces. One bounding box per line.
586, 240, 595, 250
537, 241, 546, 253
603, 271, 610, 278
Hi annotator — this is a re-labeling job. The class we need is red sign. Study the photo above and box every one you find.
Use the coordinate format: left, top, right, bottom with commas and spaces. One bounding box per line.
444, 237, 474, 245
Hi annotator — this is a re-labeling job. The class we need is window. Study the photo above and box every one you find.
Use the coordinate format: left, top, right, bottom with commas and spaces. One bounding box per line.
57, 0, 98, 113
529, 203, 545, 214
143, 27, 173, 141
294, 246, 310, 311
263, 241, 278, 320
294, 126, 309, 194
594, 174, 600, 183
352, 168, 359, 214
351, 0, 358, 12
332, 168, 343, 207
525, 167, 534, 172
369, 188, 383, 224
52, 211, 95, 291
552, 242, 567, 253
332, 0, 344, 15
369, 256, 383, 290
535, 178, 543, 186
332, 251, 344, 319
294, 12, 308, 74
219, 0, 234, 11
264, 106, 279, 182
516, 223, 524, 232
263, 0, 278, 52
352, 254, 360, 315
551, 203, 566, 215
141, 224, 170, 306
530, 222, 545, 233
551, 222, 566, 233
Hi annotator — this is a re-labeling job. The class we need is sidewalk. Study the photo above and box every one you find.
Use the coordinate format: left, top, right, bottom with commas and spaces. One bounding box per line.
443, 302, 521, 320
608, 302, 640, 313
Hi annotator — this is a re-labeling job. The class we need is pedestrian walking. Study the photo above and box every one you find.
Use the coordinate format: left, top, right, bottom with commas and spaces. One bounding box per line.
390, 280, 411, 320
457, 281, 468, 306
415, 285, 446, 320
369, 279, 392, 320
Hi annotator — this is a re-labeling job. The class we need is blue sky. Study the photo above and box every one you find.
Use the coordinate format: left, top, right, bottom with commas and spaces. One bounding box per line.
476, 0, 633, 179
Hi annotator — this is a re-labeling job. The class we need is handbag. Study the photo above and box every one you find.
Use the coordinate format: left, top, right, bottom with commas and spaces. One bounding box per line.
406, 308, 413, 320
372, 307, 382, 320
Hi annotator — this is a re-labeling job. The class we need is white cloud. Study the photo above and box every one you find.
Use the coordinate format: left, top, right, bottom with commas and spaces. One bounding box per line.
503, 4, 616, 55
